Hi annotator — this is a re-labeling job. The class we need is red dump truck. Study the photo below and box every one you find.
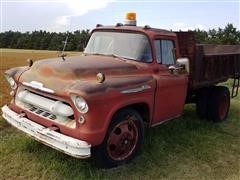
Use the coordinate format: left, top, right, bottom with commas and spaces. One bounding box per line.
2, 13, 240, 168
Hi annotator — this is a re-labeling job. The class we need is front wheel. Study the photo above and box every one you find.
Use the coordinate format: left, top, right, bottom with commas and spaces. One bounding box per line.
92, 108, 144, 169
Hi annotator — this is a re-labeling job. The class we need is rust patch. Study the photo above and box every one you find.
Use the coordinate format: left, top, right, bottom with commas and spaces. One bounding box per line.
39, 66, 54, 76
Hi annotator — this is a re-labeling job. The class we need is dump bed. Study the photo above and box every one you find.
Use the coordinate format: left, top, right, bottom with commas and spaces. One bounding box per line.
176, 32, 240, 90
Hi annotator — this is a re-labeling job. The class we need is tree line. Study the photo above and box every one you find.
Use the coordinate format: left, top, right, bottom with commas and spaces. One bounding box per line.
0, 24, 239, 51
0, 30, 91, 51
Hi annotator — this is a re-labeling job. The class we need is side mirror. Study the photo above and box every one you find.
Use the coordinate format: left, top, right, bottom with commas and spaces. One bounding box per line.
176, 58, 190, 73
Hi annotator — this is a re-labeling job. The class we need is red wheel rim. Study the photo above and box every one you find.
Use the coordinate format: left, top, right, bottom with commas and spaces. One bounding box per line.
107, 118, 138, 161
219, 94, 229, 120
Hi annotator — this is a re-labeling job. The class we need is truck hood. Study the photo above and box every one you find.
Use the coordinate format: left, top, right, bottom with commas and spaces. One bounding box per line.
19, 55, 139, 93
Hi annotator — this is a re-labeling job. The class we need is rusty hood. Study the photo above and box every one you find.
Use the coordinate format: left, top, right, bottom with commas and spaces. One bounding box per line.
19, 55, 139, 93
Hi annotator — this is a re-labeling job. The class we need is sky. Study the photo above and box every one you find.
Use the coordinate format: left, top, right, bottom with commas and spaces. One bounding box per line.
0, 0, 239, 32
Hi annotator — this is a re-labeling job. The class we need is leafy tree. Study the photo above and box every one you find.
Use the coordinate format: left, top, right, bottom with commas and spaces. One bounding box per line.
194, 23, 240, 44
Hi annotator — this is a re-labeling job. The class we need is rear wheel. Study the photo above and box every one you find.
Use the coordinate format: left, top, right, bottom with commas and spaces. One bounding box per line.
92, 108, 144, 169
208, 86, 230, 122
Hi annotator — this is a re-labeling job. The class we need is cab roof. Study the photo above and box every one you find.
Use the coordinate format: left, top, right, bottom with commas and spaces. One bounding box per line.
93, 25, 177, 37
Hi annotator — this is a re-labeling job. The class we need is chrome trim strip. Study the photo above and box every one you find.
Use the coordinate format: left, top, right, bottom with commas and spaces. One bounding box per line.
22, 81, 54, 93
121, 85, 151, 94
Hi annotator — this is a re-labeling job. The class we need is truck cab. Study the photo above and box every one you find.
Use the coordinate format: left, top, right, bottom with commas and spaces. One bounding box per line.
86, 25, 188, 125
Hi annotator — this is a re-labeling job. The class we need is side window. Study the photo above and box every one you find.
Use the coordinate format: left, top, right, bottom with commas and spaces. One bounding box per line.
162, 40, 175, 64
154, 40, 161, 63
154, 39, 175, 65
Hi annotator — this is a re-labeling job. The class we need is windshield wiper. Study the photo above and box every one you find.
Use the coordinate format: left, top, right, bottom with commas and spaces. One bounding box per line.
104, 53, 128, 61
84, 52, 125, 60
84, 52, 103, 56
84, 53, 131, 61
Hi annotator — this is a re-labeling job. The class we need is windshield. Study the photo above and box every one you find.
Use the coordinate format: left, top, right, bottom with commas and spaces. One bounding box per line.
84, 31, 152, 62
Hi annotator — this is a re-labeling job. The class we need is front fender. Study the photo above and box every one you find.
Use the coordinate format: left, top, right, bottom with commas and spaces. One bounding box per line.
5, 66, 29, 82
74, 75, 156, 145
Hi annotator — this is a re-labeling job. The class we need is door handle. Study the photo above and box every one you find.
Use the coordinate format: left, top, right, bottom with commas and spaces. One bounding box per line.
168, 66, 183, 74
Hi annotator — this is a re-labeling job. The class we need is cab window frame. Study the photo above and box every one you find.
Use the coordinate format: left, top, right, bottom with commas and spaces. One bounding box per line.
87, 29, 154, 63
154, 39, 176, 65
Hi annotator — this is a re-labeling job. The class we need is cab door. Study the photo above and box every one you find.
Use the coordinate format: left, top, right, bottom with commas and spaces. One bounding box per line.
152, 39, 188, 126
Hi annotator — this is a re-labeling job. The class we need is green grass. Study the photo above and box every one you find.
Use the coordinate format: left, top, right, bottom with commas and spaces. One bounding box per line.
1, 96, 239, 179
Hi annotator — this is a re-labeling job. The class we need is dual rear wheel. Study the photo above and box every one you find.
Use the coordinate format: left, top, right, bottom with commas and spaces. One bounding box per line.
196, 86, 230, 122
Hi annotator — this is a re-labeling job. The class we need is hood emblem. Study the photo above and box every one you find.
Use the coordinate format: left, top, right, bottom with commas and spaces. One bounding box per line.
96, 73, 105, 83
22, 81, 54, 94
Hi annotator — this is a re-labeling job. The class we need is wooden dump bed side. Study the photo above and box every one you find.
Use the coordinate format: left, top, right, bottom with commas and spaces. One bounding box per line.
175, 31, 240, 90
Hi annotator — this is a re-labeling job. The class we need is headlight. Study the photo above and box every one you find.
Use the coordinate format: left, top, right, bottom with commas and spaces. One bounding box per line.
72, 96, 89, 114
5, 75, 17, 89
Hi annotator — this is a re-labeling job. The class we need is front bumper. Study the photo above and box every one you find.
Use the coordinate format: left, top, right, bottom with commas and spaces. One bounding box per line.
1, 105, 91, 158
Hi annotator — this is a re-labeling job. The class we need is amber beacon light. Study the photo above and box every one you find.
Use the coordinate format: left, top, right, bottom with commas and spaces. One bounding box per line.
124, 12, 137, 26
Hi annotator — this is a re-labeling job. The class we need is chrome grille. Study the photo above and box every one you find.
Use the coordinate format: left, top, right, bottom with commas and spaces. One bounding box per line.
28, 105, 57, 120
15, 88, 76, 128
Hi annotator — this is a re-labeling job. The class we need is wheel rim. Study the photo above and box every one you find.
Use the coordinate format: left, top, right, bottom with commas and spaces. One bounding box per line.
107, 118, 138, 161
219, 94, 229, 120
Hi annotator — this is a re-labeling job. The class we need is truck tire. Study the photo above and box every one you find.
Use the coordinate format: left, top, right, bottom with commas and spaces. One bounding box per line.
208, 86, 230, 122
92, 108, 144, 169
196, 87, 211, 119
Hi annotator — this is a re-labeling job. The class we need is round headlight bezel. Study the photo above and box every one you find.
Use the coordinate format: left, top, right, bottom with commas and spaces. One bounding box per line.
72, 95, 89, 114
